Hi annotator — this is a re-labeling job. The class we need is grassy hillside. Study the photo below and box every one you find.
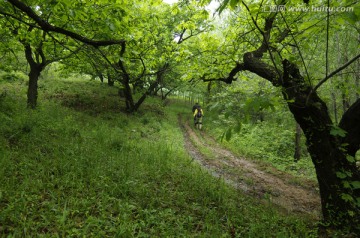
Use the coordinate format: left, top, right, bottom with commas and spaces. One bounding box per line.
0, 75, 316, 237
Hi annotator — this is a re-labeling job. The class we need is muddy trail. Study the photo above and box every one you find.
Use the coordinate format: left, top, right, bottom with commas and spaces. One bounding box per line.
179, 114, 321, 220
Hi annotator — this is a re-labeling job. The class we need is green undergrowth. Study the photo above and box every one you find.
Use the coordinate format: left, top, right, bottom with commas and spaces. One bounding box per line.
0, 77, 317, 237
204, 110, 317, 181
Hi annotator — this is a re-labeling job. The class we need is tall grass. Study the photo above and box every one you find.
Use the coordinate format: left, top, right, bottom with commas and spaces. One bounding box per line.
0, 76, 317, 237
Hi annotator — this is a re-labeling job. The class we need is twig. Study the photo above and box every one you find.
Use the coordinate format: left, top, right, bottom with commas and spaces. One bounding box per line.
325, 0, 330, 79
279, 11, 311, 85
312, 53, 360, 92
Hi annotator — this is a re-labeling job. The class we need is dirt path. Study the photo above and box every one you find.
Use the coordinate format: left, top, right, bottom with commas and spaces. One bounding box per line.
179, 114, 321, 219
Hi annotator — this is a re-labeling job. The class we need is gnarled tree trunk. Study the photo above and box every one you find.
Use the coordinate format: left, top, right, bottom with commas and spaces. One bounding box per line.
282, 60, 360, 230
24, 44, 45, 109
217, 9, 360, 231
294, 123, 302, 162
243, 51, 360, 230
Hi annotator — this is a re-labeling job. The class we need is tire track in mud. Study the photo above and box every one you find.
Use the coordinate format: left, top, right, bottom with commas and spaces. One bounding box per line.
179, 114, 321, 219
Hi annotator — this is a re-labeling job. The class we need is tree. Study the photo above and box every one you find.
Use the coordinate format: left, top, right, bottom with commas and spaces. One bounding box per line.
3, 0, 359, 232
2, 0, 213, 112
18, 30, 81, 108
197, 0, 360, 232
0, 0, 127, 108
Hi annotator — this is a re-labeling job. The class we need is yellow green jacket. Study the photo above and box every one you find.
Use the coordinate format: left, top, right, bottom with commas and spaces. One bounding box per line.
193, 108, 204, 117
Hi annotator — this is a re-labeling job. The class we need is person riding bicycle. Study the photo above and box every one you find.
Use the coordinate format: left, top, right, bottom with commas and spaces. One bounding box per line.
193, 105, 204, 130
192, 103, 200, 126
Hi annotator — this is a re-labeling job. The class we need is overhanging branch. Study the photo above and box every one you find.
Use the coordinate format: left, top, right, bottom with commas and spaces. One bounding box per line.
201, 62, 246, 84
6, 0, 125, 47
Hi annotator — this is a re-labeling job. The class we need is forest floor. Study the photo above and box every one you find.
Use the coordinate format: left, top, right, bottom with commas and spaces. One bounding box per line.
179, 114, 321, 220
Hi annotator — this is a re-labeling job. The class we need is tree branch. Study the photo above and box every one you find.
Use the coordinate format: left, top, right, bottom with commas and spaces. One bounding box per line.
6, 0, 125, 47
177, 28, 207, 44
206, 2, 286, 86
312, 53, 360, 92
202, 62, 246, 84
0, 9, 39, 29
279, 11, 311, 84
325, 0, 330, 79
176, 28, 186, 44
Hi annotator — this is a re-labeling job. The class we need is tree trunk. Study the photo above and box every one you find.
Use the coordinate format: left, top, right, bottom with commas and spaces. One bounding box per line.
356, 44, 360, 100
356, 58, 360, 100
27, 66, 41, 109
117, 56, 135, 112
163, 86, 177, 100
133, 81, 158, 111
331, 92, 338, 124
24, 44, 45, 109
107, 73, 114, 86
123, 78, 135, 112
217, 11, 360, 232
342, 93, 350, 114
98, 73, 104, 83
282, 60, 360, 231
294, 123, 302, 162
235, 50, 360, 231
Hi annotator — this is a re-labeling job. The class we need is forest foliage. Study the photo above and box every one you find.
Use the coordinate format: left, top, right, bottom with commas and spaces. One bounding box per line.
1, 0, 360, 235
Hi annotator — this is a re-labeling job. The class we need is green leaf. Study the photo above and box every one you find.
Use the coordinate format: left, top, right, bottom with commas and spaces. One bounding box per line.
230, 0, 240, 9
335, 16, 346, 25
341, 193, 354, 202
336, 171, 347, 179
218, 0, 230, 14
346, 155, 355, 163
330, 126, 347, 137
348, 210, 355, 217
350, 181, 360, 189
356, 197, 360, 207
343, 181, 351, 189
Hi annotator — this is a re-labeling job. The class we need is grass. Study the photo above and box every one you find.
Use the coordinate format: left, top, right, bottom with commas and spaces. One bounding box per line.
0, 75, 317, 237
204, 110, 317, 181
